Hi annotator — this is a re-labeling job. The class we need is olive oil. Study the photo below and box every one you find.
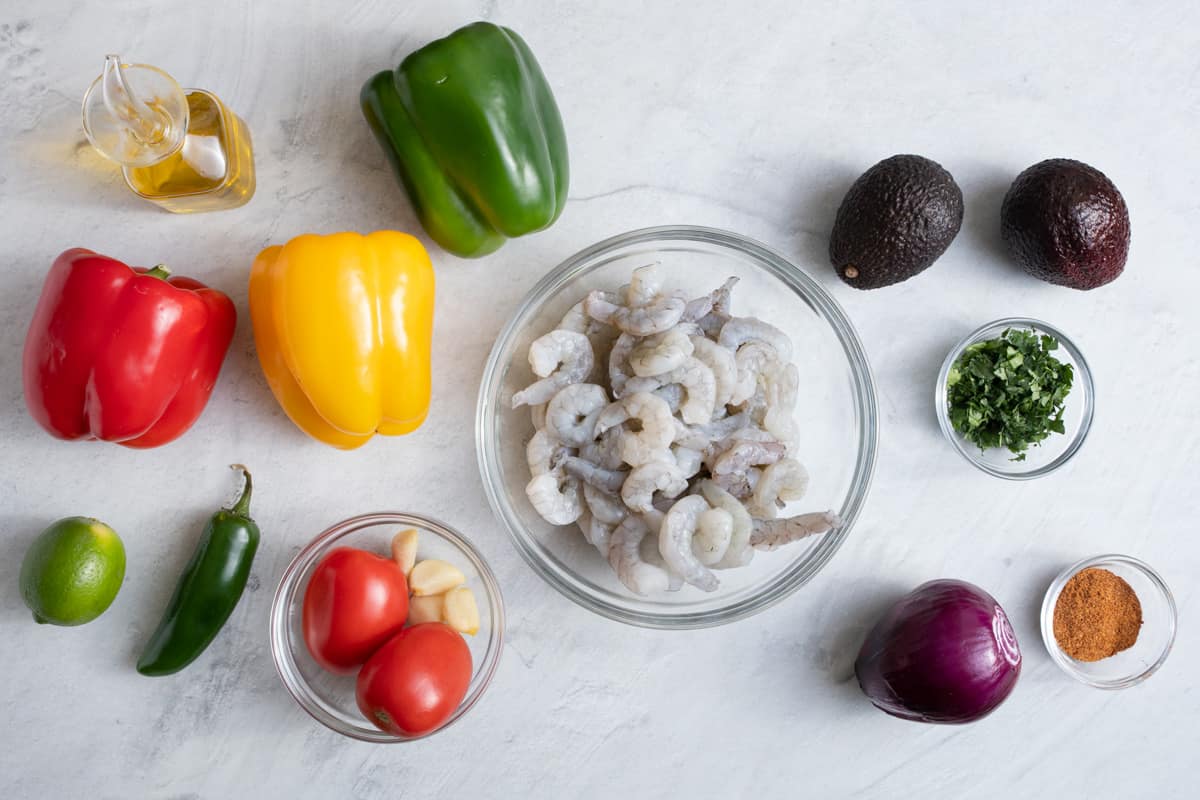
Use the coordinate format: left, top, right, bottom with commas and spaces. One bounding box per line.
82, 55, 255, 213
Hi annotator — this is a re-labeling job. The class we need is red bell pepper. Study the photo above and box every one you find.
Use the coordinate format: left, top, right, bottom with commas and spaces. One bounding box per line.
23, 248, 236, 448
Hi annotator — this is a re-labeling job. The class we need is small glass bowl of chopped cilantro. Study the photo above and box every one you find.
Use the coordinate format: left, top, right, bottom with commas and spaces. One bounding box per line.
936, 318, 1094, 479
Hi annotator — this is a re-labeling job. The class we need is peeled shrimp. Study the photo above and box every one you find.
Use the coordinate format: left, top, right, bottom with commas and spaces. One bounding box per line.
694, 507, 733, 566
585, 290, 686, 336
671, 445, 704, 479
637, 509, 685, 592
711, 439, 787, 477
621, 460, 687, 513
594, 392, 675, 467
630, 326, 695, 377
581, 511, 614, 556
545, 383, 608, 447
689, 336, 738, 408
659, 496, 719, 591
512, 330, 595, 407
730, 340, 779, 405
561, 455, 628, 494
626, 264, 663, 307
749, 458, 809, 518
762, 362, 799, 445
749, 511, 841, 551
624, 358, 717, 426
718, 316, 793, 361
530, 402, 548, 430
608, 515, 671, 596
714, 466, 762, 500
526, 473, 583, 525
698, 480, 754, 568
584, 482, 628, 525
580, 427, 624, 470
653, 383, 684, 413
608, 332, 637, 398
526, 429, 569, 477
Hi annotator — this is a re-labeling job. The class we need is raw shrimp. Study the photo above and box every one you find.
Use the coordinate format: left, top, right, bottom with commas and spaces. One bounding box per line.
763, 362, 799, 445
561, 455, 628, 494
637, 509, 685, 592
608, 332, 637, 398
629, 326, 695, 377
583, 482, 628, 525
594, 392, 675, 467
559, 291, 618, 333
626, 264, 663, 307
526, 429, 569, 477
607, 515, 671, 596
545, 383, 608, 447
581, 511, 614, 556
689, 336, 737, 408
683, 276, 739, 323
710, 439, 786, 476
585, 289, 686, 336
694, 507, 733, 566
718, 316, 793, 361
730, 340, 779, 405
696, 278, 739, 337
580, 427, 624, 470
512, 330, 595, 407
526, 473, 583, 525
671, 445, 704, 479
699, 480, 754, 568
714, 466, 762, 499
624, 358, 716, 426
750, 511, 841, 551
658, 496, 719, 591
653, 383, 684, 413
749, 458, 809, 518
621, 460, 687, 513
530, 403, 548, 430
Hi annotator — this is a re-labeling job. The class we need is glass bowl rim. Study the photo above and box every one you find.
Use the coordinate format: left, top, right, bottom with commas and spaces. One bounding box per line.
268, 511, 506, 742
475, 224, 879, 629
1038, 553, 1176, 689
935, 316, 1095, 480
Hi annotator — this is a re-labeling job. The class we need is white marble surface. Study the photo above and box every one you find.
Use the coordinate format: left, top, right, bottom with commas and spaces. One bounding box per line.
2, 0, 1198, 797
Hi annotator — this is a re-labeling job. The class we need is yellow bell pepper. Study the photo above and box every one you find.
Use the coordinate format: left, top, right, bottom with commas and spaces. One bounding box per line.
249, 231, 435, 449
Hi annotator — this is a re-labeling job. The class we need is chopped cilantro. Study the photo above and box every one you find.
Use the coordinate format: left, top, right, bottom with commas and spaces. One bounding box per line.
946, 328, 1073, 461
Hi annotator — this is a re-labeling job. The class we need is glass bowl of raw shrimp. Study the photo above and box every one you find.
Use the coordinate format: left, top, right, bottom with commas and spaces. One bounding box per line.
476, 225, 878, 629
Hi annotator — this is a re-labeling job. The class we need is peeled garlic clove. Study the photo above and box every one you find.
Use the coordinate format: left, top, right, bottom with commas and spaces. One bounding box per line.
407, 593, 444, 625
391, 528, 419, 576
442, 586, 480, 636
409, 559, 466, 596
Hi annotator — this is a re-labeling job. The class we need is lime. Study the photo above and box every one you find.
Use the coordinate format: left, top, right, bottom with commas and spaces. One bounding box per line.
20, 517, 126, 626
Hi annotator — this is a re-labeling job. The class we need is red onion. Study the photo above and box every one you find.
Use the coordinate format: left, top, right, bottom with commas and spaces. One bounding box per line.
855, 579, 1021, 724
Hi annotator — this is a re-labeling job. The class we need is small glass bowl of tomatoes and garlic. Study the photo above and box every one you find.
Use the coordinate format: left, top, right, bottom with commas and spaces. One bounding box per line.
270, 512, 505, 741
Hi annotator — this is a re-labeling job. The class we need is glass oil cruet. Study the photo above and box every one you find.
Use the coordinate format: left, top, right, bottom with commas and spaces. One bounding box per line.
81, 55, 255, 212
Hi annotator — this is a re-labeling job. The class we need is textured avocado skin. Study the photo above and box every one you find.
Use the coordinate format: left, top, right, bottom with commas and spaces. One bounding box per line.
1001, 159, 1129, 290
829, 154, 964, 290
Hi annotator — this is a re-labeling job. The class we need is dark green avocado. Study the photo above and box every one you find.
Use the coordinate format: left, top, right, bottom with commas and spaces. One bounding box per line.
1001, 159, 1129, 290
829, 154, 964, 290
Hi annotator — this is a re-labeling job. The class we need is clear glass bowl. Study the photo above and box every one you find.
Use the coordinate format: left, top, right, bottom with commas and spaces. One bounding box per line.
476, 225, 878, 629
935, 317, 1095, 479
1040, 554, 1176, 689
269, 513, 505, 742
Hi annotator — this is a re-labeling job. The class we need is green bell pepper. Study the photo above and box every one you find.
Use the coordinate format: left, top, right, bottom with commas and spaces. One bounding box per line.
361, 21, 569, 258
136, 465, 260, 676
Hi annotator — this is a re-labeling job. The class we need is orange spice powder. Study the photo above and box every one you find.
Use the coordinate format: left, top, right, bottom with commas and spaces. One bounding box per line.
1053, 567, 1143, 662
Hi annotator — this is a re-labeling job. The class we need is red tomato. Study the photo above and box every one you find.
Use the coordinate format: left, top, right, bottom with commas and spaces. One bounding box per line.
302, 547, 409, 674
356, 623, 473, 736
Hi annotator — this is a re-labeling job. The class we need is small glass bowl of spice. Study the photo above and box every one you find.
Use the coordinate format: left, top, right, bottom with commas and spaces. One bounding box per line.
1040, 554, 1176, 688
936, 317, 1094, 479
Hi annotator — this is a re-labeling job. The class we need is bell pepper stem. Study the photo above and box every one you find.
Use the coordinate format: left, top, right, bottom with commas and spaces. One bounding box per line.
145, 264, 171, 280
227, 464, 253, 517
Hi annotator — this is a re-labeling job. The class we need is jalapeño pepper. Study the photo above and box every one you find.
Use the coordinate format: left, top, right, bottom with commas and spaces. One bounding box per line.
137, 465, 260, 676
